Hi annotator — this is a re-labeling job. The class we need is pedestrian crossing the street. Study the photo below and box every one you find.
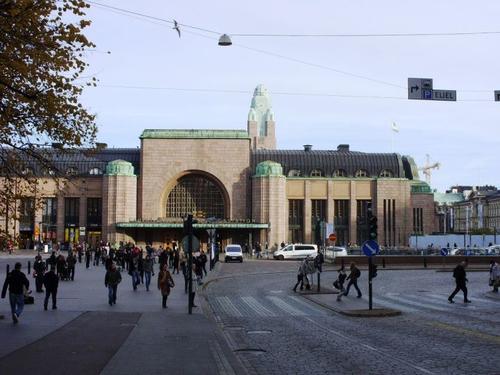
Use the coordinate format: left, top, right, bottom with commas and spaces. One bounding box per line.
210, 294, 325, 318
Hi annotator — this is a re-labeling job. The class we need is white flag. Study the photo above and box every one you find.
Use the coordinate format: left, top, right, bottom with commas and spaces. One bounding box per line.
391, 122, 399, 133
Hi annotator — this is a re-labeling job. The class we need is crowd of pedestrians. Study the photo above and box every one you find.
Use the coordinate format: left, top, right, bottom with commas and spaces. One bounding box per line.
1, 240, 216, 323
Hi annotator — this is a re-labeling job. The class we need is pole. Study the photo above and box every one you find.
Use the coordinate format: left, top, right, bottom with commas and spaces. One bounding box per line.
187, 215, 193, 315
368, 256, 373, 310
317, 272, 320, 293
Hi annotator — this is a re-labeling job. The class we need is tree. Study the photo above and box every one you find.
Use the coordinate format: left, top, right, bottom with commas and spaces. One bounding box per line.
0, 0, 97, 246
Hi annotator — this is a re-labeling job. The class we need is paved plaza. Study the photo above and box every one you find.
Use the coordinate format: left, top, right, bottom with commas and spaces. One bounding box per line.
1, 253, 499, 374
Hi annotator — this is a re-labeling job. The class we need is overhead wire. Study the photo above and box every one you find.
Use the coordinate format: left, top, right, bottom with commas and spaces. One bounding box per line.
85, 1, 497, 96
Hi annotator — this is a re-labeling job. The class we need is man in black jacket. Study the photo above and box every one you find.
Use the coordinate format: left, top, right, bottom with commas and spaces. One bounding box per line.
1, 262, 30, 323
43, 265, 59, 310
448, 261, 471, 303
67, 252, 76, 281
34, 255, 46, 293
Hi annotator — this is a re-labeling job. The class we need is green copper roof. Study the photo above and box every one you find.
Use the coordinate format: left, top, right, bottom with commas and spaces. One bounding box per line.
116, 221, 269, 229
434, 192, 465, 205
411, 181, 432, 194
105, 159, 135, 176
255, 160, 284, 177
140, 129, 250, 139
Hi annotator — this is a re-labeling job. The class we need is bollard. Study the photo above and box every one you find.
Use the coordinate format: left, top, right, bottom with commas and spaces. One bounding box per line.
6, 264, 10, 274
341, 257, 345, 269
382, 257, 386, 268
28, 260, 31, 275
423, 257, 427, 268
317, 272, 321, 293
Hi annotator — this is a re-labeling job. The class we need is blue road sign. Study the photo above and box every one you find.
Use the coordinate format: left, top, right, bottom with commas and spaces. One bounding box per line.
440, 248, 448, 256
362, 240, 380, 257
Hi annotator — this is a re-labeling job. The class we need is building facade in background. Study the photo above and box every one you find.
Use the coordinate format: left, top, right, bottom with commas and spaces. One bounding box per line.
1, 85, 437, 250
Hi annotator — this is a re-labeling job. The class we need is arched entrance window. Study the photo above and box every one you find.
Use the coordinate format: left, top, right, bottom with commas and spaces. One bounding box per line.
165, 174, 226, 219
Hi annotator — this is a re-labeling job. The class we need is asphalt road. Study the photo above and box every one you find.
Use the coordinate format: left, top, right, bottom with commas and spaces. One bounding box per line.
204, 260, 500, 375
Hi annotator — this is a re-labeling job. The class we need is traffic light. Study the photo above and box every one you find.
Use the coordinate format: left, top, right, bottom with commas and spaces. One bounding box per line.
183, 214, 197, 236
370, 264, 378, 278
369, 216, 378, 240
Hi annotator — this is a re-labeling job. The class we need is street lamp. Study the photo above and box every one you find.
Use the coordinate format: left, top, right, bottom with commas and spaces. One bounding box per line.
218, 34, 232, 46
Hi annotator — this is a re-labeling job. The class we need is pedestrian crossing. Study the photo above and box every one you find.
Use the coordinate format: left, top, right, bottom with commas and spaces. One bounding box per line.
374, 292, 498, 316
210, 294, 325, 318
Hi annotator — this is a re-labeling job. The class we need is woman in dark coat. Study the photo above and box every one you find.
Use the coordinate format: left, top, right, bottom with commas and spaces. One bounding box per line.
158, 264, 174, 308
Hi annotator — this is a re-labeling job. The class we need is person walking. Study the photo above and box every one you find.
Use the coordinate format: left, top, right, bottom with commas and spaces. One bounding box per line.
489, 260, 500, 293
85, 247, 91, 269
104, 263, 122, 306
1, 262, 30, 323
292, 263, 305, 292
180, 251, 188, 294
144, 254, 154, 291
173, 249, 180, 274
43, 265, 59, 310
34, 255, 46, 293
128, 253, 140, 290
333, 267, 347, 293
448, 261, 471, 303
67, 251, 76, 281
158, 264, 174, 308
337, 262, 362, 301
200, 250, 208, 277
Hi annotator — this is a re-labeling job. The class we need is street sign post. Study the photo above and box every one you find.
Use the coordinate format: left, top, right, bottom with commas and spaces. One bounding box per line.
408, 78, 433, 100
362, 240, 380, 257
495, 91, 500, 102
440, 248, 448, 256
362, 240, 380, 310
408, 78, 456, 101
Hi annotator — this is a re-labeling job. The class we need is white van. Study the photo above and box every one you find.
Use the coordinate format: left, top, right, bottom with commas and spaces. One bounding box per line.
273, 244, 318, 260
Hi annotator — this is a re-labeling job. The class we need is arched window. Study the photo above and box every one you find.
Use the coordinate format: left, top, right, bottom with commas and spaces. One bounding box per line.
89, 167, 103, 175
66, 166, 78, 176
166, 174, 226, 219
310, 169, 323, 177
379, 169, 394, 178
355, 169, 368, 178
288, 169, 302, 177
332, 169, 347, 177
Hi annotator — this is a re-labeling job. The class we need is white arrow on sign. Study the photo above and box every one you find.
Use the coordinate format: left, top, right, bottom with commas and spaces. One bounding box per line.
366, 243, 377, 255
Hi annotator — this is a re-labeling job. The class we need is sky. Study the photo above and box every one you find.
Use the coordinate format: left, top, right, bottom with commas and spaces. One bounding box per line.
78, 0, 500, 192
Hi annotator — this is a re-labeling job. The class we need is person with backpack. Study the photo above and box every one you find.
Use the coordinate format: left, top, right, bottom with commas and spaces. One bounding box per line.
448, 261, 471, 303
337, 262, 362, 301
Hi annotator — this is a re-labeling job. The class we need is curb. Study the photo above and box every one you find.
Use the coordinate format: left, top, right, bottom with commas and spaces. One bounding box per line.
483, 292, 500, 301
302, 294, 401, 318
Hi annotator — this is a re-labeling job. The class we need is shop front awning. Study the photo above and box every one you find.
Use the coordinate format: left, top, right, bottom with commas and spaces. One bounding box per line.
116, 221, 269, 230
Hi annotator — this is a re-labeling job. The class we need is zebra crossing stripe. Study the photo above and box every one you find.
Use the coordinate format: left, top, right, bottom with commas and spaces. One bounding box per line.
241, 296, 277, 317
216, 296, 244, 317
384, 294, 448, 312
373, 297, 419, 313
288, 296, 324, 315
267, 296, 305, 316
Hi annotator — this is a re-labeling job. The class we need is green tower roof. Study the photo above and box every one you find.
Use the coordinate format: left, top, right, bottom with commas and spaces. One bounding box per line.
105, 159, 135, 176
255, 160, 284, 177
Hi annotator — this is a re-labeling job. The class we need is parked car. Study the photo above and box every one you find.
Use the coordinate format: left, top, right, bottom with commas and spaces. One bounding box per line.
324, 246, 348, 260
273, 244, 318, 260
224, 244, 243, 263
487, 245, 500, 255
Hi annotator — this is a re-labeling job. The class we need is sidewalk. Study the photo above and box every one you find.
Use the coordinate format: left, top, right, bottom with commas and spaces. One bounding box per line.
0, 260, 244, 375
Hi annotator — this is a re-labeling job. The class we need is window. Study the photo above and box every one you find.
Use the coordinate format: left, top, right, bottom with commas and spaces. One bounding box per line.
66, 167, 78, 176
310, 169, 323, 177
166, 174, 225, 219
332, 169, 347, 177
355, 169, 368, 178
288, 169, 301, 177
288, 199, 304, 243
64, 198, 80, 227
379, 169, 394, 178
42, 198, 57, 225
89, 167, 103, 176
87, 198, 102, 228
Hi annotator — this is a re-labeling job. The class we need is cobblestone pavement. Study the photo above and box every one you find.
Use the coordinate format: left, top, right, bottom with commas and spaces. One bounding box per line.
204, 260, 500, 375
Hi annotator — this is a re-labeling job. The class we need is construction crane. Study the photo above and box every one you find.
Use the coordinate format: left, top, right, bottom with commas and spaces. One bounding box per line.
419, 154, 440, 185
